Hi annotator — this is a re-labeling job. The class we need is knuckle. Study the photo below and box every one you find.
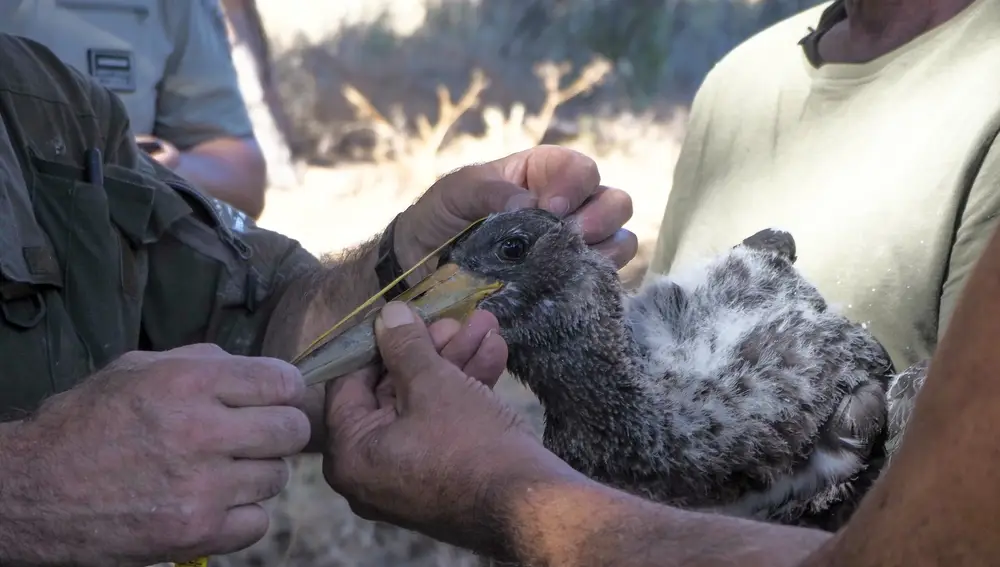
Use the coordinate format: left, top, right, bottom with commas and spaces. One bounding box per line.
163, 499, 217, 550
274, 407, 311, 451
114, 349, 152, 367
170, 367, 211, 399
252, 358, 305, 405
249, 460, 291, 503
266, 459, 292, 496
273, 361, 306, 404
178, 342, 227, 357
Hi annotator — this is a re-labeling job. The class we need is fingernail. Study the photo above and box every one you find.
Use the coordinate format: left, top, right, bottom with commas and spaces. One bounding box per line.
544, 196, 569, 217
505, 192, 536, 212
381, 302, 414, 328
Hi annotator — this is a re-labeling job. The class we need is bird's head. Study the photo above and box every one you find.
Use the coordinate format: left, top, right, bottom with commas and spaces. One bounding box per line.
293, 208, 621, 388
437, 208, 621, 348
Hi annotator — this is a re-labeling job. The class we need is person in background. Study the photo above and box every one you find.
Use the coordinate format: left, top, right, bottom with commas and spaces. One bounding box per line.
0, 0, 269, 219
647, 0, 1000, 373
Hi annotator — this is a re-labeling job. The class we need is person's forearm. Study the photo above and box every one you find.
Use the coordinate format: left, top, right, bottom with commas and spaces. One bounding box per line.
259, 210, 431, 452
501, 477, 830, 567
0, 419, 61, 566
173, 137, 267, 219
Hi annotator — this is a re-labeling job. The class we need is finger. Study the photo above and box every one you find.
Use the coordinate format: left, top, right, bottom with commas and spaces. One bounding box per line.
428, 318, 463, 352
590, 228, 640, 269
221, 406, 311, 459
438, 176, 538, 226
171, 342, 229, 357
496, 145, 602, 217
439, 310, 501, 370
325, 365, 379, 430
374, 302, 452, 410
211, 503, 270, 556
567, 185, 634, 245
462, 329, 509, 389
213, 356, 305, 408
223, 458, 291, 507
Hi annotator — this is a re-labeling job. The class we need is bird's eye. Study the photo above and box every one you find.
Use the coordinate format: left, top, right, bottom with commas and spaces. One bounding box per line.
497, 236, 530, 262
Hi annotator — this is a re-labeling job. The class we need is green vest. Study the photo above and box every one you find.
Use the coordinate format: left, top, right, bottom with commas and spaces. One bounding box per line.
0, 34, 317, 420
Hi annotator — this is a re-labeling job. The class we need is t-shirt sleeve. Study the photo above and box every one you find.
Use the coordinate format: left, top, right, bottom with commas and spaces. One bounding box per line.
154, 0, 255, 149
937, 136, 1000, 339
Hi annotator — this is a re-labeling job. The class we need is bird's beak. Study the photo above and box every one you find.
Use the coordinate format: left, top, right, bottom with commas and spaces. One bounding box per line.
295, 263, 503, 386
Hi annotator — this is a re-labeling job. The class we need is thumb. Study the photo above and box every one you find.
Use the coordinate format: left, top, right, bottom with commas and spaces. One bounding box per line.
374, 302, 448, 411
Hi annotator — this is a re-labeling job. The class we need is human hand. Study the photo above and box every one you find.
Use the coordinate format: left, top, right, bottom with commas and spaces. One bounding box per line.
135, 134, 181, 169
4, 344, 310, 567
396, 145, 638, 278
323, 303, 581, 558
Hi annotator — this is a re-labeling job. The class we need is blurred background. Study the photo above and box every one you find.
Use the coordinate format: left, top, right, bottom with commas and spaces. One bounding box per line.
215, 0, 824, 564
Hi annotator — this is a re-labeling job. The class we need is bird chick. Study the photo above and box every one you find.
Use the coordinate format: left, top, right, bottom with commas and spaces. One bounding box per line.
440, 209, 894, 531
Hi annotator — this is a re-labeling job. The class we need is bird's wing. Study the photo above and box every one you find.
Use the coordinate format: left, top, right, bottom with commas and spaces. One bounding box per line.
738, 228, 798, 264
884, 359, 931, 461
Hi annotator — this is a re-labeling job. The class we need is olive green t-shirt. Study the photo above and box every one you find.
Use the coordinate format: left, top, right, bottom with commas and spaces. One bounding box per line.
648, 0, 1000, 371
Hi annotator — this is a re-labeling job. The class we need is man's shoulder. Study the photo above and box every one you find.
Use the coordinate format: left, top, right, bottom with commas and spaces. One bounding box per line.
0, 33, 106, 108
160, 0, 230, 43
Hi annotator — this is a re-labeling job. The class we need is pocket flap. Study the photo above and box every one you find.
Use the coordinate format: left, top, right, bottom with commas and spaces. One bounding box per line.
0, 157, 63, 293
28, 150, 192, 247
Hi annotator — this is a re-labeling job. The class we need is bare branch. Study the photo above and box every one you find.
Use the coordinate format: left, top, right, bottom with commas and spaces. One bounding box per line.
413, 68, 490, 155
529, 56, 613, 143
341, 84, 409, 162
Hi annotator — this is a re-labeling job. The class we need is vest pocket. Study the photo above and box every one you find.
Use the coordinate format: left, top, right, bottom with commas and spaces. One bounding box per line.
27, 151, 143, 373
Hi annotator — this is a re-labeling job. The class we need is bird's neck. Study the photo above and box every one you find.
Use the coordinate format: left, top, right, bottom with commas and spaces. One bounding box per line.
505, 277, 666, 480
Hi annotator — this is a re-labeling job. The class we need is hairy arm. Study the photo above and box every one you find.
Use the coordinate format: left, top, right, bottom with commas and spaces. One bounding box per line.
497, 477, 830, 567
171, 136, 268, 219
0, 420, 41, 566
259, 231, 395, 452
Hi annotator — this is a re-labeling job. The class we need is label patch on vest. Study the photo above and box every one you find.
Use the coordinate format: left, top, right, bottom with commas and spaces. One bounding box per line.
86, 49, 136, 93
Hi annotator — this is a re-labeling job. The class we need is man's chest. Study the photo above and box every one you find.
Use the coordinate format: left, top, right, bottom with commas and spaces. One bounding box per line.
0, 0, 173, 135
661, 78, 1000, 369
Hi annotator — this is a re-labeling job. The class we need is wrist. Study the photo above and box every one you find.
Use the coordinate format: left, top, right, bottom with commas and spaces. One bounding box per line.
473, 439, 597, 563
391, 209, 434, 286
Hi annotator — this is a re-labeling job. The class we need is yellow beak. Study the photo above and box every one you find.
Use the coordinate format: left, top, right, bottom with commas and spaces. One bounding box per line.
295, 263, 503, 386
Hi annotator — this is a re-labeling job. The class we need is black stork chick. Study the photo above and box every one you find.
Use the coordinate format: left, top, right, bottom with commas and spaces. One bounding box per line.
436, 208, 895, 530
